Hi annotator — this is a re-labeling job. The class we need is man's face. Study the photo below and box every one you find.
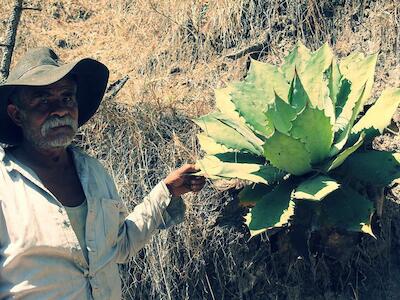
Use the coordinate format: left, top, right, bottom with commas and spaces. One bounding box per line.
7, 77, 79, 150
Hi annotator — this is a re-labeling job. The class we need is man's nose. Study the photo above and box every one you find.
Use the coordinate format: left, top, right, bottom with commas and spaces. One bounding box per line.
49, 99, 73, 117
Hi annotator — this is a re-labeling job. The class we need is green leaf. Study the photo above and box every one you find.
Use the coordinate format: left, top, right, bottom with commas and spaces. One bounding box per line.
281, 41, 312, 82
326, 59, 342, 105
290, 106, 333, 164
249, 59, 290, 101
246, 180, 297, 237
292, 175, 340, 201
288, 72, 310, 114
339, 52, 365, 69
334, 151, 400, 186
239, 183, 275, 205
265, 93, 297, 135
352, 88, 400, 135
306, 43, 334, 73
299, 43, 334, 109
217, 114, 265, 149
214, 152, 265, 164
197, 133, 232, 155
331, 84, 366, 156
230, 60, 289, 138
340, 53, 377, 105
322, 84, 336, 126
254, 164, 287, 183
193, 113, 263, 156
324, 132, 365, 172
264, 132, 312, 175
196, 155, 285, 184
334, 78, 351, 118
196, 155, 261, 181
214, 86, 241, 121
230, 82, 274, 138
318, 187, 374, 236
336, 53, 377, 130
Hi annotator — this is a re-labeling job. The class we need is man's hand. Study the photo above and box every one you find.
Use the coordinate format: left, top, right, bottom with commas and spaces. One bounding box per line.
164, 164, 206, 197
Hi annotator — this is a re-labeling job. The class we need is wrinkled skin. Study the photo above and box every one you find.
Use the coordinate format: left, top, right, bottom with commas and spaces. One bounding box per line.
8, 77, 79, 150
164, 164, 205, 197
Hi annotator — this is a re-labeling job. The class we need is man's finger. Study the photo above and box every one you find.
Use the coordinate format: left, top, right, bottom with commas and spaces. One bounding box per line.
179, 164, 199, 174
190, 182, 206, 191
182, 174, 204, 185
191, 186, 203, 192
190, 178, 205, 185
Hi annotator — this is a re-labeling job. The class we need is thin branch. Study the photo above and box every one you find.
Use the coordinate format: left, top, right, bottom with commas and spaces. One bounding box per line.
385, 126, 399, 135
0, 0, 23, 81
22, 6, 42, 11
225, 35, 271, 60
104, 75, 130, 100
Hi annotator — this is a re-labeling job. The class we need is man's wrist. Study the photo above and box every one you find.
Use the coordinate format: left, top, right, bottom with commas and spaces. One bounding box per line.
161, 180, 173, 198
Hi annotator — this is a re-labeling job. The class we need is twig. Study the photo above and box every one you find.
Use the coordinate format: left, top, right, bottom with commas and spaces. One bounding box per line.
104, 75, 129, 100
22, 6, 42, 11
385, 126, 399, 135
0, 0, 23, 81
226, 35, 271, 60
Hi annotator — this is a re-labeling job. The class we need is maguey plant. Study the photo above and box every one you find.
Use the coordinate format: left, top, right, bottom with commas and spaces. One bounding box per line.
194, 42, 400, 238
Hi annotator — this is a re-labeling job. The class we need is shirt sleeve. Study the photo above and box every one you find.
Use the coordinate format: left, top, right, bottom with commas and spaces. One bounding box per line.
158, 194, 186, 229
114, 181, 186, 263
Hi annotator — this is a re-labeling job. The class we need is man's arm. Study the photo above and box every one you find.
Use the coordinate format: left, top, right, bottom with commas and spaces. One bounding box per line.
110, 165, 205, 263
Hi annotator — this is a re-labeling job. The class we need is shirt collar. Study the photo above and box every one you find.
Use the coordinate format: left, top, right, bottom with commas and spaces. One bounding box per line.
2, 147, 47, 193
0, 146, 5, 162
2, 145, 88, 195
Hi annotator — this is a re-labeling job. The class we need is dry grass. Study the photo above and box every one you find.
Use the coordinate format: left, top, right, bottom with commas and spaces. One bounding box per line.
1, 0, 400, 299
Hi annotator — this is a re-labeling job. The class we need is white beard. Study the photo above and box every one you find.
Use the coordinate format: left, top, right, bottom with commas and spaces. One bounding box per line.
21, 114, 78, 150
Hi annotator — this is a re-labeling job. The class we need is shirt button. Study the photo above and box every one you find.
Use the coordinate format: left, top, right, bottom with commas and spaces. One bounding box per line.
87, 246, 96, 253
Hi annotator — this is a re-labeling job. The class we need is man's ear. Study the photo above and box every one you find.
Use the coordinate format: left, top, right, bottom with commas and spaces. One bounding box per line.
7, 104, 23, 127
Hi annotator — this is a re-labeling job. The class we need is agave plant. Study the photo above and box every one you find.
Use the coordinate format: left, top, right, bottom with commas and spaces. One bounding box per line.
194, 42, 400, 238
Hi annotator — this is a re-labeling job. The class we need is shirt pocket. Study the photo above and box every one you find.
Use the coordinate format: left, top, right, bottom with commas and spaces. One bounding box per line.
100, 198, 126, 247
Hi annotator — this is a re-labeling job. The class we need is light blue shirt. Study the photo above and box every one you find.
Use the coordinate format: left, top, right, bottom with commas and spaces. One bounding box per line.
0, 146, 185, 299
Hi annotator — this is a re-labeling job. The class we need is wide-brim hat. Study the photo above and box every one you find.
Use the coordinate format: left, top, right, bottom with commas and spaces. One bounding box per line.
0, 47, 109, 145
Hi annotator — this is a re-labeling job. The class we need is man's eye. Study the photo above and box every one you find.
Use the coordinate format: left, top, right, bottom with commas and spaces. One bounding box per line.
63, 96, 76, 104
38, 98, 48, 105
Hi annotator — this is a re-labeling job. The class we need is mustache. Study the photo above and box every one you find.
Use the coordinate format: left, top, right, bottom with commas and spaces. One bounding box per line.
41, 115, 78, 137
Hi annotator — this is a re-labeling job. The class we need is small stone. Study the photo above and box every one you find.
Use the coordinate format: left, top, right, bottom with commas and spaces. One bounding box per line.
56, 39, 67, 49
170, 67, 182, 74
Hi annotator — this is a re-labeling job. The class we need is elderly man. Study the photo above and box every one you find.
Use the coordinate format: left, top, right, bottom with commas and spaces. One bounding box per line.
0, 48, 205, 299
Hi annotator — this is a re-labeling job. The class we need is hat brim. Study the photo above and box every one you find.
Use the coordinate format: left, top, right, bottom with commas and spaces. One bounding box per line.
0, 58, 109, 145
